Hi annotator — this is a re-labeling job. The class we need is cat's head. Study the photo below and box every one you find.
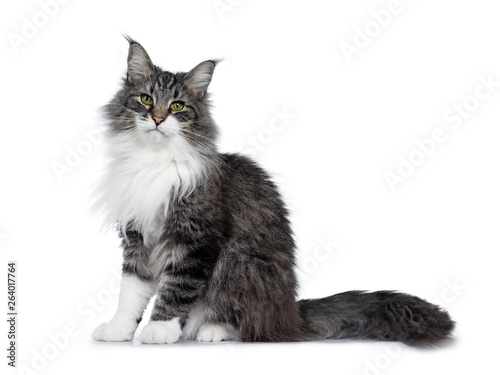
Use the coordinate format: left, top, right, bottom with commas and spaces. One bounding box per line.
103, 37, 219, 154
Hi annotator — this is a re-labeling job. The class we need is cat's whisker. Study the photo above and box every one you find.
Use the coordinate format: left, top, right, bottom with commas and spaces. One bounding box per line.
178, 128, 212, 140
178, 131, 224, 172
179, 131, 216, 153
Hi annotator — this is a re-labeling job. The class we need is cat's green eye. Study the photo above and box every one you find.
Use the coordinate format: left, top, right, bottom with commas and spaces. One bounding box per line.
140, 94, 153, 106
170, 102, 184, 112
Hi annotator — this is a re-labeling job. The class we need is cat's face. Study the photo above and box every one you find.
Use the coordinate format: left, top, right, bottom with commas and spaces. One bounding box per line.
104, 38, 219, 153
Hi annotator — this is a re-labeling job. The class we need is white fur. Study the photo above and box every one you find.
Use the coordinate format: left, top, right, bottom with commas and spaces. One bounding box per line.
196, 323, 239, 342
183, 303, 208, 340
93, 115, 206, 245
183, 304, 240, 342
92, 321, 137, 342
93, 274, 156, 342
140, 318, 183, 344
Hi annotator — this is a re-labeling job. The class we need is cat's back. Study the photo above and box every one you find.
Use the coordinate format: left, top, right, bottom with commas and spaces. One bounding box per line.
219, 152, 278, 195
218, 152, 291, 231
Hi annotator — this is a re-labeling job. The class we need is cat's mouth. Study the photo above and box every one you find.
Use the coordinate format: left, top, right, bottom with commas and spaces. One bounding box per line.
147, 127, 177, 139
148, 128, 166, 136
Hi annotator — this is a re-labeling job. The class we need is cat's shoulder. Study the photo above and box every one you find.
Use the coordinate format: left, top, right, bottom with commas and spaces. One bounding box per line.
216, 152, 277, 193
219, 153, 268, 176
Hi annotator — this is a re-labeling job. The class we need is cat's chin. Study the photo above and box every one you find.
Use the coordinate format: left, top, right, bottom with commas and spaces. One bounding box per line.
143, 128, 175, 143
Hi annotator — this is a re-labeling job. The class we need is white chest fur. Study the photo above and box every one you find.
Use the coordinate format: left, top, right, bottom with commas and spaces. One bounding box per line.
94, 132, 205, 246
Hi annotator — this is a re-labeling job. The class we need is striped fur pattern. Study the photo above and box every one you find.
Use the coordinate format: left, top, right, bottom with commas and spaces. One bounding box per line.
92, 38, 455, 345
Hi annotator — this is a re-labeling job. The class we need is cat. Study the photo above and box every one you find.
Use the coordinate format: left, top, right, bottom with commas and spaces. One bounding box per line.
92, 36, 454, 345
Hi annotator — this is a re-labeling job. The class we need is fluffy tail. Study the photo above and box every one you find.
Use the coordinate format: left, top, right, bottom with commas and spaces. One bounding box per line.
298, 291, 455, 346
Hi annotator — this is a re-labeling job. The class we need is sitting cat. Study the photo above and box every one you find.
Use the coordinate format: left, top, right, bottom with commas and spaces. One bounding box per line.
92, 37, 454, 345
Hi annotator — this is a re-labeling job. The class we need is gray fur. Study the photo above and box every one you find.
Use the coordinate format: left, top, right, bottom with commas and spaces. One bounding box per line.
98, 37, 455, 345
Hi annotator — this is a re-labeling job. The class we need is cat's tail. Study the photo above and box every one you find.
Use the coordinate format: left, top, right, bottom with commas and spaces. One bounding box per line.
297, 291, 455, 346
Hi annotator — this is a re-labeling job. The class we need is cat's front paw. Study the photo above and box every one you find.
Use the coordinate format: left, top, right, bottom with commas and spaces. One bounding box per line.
92, 321, 136, 342
139, 319, 182, 344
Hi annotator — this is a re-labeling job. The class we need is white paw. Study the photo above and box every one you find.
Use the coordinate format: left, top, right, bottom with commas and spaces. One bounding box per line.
140, 319, 182, 344
196, 323, 238, 342
92, 321, 136, 342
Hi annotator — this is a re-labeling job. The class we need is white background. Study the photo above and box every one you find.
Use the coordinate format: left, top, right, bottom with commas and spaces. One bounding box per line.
1, 0, 499, 374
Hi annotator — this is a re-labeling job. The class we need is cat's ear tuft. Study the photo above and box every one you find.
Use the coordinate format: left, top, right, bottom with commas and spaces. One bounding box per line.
126, 38, 154, 85
183, 60, 218, 99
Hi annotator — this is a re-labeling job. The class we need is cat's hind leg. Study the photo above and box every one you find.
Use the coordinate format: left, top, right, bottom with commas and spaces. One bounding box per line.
196, 322, 239, 342
183, 303, 239, 342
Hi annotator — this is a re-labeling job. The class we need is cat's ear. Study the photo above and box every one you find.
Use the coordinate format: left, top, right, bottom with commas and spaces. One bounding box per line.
126, 39, 154, 85
183, 60, 217, 99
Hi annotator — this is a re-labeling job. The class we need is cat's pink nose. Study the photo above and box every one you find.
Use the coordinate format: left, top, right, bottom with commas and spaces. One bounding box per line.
153, 116, 165, 126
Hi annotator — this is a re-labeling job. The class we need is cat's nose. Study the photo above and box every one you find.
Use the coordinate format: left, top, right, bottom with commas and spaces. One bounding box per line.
153, 116, 165, 126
